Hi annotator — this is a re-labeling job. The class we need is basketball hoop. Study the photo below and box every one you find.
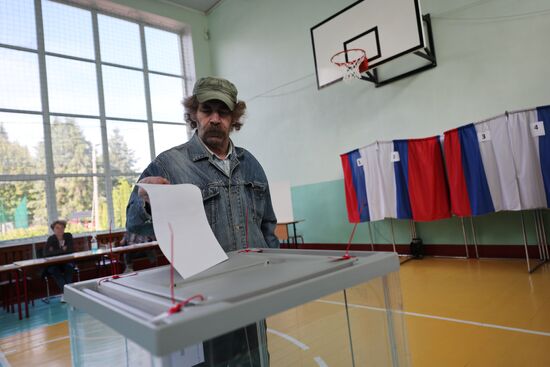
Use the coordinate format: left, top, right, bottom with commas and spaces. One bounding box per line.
330, 48, 369, 83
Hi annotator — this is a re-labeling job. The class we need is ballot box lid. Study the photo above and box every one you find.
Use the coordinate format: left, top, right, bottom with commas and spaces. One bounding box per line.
65, 248, 399, 355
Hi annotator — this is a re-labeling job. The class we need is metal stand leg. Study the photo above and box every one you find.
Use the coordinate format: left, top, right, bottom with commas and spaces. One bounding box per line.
536, 210, 549, 261
411, 220, 420, 241
528, 210, 548, 273
469, 217, 479, 259
397, 220, 413, 264
292, 222, 298, 249
460, 217, 470, 258
23, 269, 29, 318
539, 210, 549, 260
534, 211, 544, 261
368, 222, 375, 251
13, 270, 22, 320
256, 320, 269, 367
390, 219, 397, 254
343, 289, 356, 367
521, 212, 532, 273
382, 276, 400, 367
392, 219, 413, 264
45, 278, 50, 303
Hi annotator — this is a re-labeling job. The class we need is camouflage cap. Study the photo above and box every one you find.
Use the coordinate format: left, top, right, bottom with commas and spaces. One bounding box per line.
193, 76, 238, 111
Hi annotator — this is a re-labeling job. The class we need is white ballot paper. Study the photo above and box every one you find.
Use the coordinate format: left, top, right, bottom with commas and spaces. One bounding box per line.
137, 183, 228, 279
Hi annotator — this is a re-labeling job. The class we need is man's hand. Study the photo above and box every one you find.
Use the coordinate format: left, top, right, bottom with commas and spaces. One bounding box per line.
138, 176, 170, 203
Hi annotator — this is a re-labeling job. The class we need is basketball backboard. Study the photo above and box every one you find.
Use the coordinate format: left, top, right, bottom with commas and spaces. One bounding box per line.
310, 0, 430, 89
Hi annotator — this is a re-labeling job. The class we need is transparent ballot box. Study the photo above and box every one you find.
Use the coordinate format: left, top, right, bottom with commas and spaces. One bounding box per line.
66, 249, 410, 366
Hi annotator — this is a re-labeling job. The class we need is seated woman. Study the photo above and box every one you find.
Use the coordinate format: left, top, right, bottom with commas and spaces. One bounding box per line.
44, 220, 75, 302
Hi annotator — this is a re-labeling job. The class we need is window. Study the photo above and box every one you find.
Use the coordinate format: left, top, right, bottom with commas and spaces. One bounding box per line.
102, 66, 147, 119
50, 117, 103, 174
0, 48, 42, 111
46, 56, 99, 115
0, 181, 47, 241
0, 0, 190, 242
42, 0, 94, 59
107, 120, 150, 174
0, 0, 37, 49
154, 123, 188, 155
0, 112, 45, 175
111, 176, 139, 230
149, 74, 185, 123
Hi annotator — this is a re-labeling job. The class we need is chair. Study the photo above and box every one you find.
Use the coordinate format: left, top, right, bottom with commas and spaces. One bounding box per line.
275, 224, 289, 244
0, 270, 34, 313
41, 267, 80, 304
41, 269, 52, 304
95, 238, 122, 276
1, 249, 34, 313
1, 272, 16, 312
37, 247, 54, 304
96, 254, 121, 277
37, 247, 80, 304
275, 223, 304, 249
290, 235, 305, 246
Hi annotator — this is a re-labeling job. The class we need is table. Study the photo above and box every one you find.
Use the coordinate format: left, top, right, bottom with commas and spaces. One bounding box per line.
10, 241, 159, 319
276, 219, 304, 248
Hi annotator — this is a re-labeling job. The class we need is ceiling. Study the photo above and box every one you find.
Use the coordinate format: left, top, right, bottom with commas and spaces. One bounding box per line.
162, 0, 224, 13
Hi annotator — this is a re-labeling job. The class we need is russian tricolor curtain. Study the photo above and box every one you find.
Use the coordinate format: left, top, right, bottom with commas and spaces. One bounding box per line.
396, 136, 451, 221
341, 136, 451, 223
341, 105, 550, 223
443, 106, 550, 216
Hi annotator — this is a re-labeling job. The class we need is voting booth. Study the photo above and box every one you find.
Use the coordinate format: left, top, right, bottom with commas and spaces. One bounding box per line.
66, 249, 410, 366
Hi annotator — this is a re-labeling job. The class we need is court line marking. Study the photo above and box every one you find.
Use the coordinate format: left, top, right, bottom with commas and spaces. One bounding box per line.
316, 299, 550, 337
267, 328, 331, 366
3, 336, 70, 356
267, 328, 309, 350
0, 350, 12, 367
314, 356, 329, 367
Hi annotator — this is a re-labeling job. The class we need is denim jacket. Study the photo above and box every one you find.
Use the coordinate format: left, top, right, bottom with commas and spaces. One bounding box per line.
126, 133, 280, 252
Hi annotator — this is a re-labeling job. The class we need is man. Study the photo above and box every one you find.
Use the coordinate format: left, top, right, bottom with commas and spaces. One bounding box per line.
126, 76, 279, 366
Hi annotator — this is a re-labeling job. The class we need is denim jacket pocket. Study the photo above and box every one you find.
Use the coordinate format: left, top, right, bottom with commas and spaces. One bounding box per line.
245, 181, 267, 223
201, 186, 220, 225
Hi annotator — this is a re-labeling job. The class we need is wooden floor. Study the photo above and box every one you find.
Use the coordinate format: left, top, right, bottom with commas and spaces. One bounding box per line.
1, 258, 549, 366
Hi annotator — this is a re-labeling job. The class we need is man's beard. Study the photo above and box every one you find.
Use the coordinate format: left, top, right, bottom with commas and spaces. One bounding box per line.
203, 128, 228, 149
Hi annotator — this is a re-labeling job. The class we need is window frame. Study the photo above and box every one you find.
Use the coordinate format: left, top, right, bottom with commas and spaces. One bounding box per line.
0, 0, 193, 244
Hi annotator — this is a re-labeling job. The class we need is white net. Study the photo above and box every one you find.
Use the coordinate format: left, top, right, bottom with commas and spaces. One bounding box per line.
331, 49, 366, 83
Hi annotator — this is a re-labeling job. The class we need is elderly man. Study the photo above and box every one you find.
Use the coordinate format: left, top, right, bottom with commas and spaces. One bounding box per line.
126, 76, 279, 366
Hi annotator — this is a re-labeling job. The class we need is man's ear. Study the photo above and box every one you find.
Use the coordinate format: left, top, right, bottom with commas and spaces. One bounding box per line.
189, 113, 198, 128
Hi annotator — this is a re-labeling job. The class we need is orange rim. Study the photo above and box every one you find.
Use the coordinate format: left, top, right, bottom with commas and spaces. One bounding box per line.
330, 48, 367, 67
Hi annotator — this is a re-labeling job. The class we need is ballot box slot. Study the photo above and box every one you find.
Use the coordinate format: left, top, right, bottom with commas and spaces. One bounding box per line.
94, 283, 177, 316
81, 288, 157, 321
102, 256, 356, 308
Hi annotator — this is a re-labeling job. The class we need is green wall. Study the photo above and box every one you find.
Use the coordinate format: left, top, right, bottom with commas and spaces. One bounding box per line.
203, 0, 550, 246
292, 179, 548, 247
